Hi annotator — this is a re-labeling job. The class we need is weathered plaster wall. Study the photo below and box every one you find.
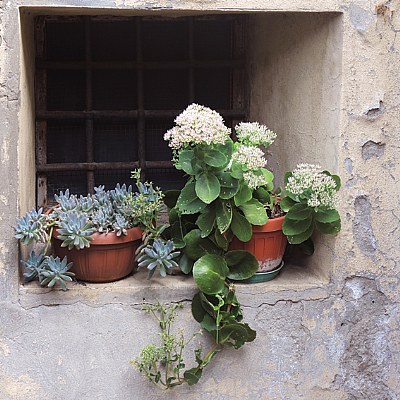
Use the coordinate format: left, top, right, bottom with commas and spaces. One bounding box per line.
0, 1, 399, 399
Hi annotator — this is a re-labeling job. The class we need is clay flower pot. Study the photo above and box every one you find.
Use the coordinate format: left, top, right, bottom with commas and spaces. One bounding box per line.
52, 227, 143, 283
230, 215, 287, 273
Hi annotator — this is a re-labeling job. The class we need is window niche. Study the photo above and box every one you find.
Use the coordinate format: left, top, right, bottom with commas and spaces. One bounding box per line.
19, 10, 342, 291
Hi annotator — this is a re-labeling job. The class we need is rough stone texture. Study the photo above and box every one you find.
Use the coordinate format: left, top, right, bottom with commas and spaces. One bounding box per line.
0, 1, 399, 399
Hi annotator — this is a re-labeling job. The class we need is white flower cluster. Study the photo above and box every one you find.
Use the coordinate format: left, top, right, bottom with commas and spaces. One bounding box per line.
243, 171, 268, 190
235, 122, 277, 147
164, 104, 231, 149
232, 144, 267, 170
286, 163, 338, 209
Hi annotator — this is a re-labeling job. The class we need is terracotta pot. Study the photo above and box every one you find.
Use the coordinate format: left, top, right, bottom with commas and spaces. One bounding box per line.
229, 216, 287, 272
52, 227, 143, 283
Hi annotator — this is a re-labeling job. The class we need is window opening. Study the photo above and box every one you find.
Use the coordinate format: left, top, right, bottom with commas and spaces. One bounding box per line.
35, 15, 247, 205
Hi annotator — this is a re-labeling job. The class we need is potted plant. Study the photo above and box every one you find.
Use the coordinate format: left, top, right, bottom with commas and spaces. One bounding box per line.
227, 122, 342, 281
132, 104, 260, 388
131, 104, 342, 388
15, 170, 163, 286
162, 105, 341, 281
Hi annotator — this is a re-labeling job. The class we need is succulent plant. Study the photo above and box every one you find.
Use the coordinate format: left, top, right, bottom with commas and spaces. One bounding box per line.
113, 214, 129, 237
76, 195, 94, 213
21, 250, 46, 281
54, 189, 78, 211
110, 183, 133, 204
15, 171, 165, 290
15, 208, 49, 245
137, 238, 180, 279
57, 212, 94, 250
39, 256, 75, 291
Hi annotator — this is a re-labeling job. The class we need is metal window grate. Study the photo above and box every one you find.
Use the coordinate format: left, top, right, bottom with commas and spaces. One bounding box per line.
35, 15, 247, 205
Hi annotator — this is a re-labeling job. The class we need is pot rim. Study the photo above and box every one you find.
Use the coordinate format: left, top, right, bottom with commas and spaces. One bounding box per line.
53, 225, 143, 245
252, 215, 285, 233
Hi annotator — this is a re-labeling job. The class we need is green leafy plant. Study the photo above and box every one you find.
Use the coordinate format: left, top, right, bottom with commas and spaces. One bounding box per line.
281, 163, 341, 253
131, 302, 222, 389
134, 104, 342, 389
134, 104, 262, 388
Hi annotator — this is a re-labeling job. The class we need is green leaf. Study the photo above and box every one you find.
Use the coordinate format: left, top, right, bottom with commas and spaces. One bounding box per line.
315, 219, 341, 235
234, 185, 252, 206
179, 253, 194, 274
225, 250, 258, 280
284, 171, 292, 186
183, 229, 220, 260
314, 209, 340, 223
196, 207, 216, 238
230, 209, 252, 242
254, 187, 270, 203
218, 172, 239, 199
176, 182, 207, 214
204, 149, 227, 168
218, 322, 256, 348
178, 150, 195, 175
261, 168, 274, 184
331, 174, 341, 190
279, 196, 296, 212
195, 172, 220, 204
193, 254, 229, 295
200, 314, 217, 332
168, 207, 180, 225
285, 222, 314, 245
191, 292, 207, 322
239, 199, 268, 225
282, 215, 313, 235
216, 200, 232, 233
230, 161, 243, 179
285, 203, 312, 220
299, 237, 315, 255
164, 190, 181, 209
184, 368, 203, 386
214, 229, 228, 251
214, 140, 233, 160
170, 219, 186, 248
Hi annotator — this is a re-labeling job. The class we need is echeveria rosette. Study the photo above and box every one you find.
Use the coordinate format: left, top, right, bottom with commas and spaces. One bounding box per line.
136, 238, 180, 279
15, 208, 49, 245
39, 256, 75, 291
281, 163, 341, 251
57, 212, 95, 250
20, 250, 46, 281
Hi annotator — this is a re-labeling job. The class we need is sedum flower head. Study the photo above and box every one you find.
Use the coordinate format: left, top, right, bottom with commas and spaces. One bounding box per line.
164, 104, 231, 149
286, 163, 338, 209
235, 122, 277, 147
243, 171, 268, 190
232, 144, 267, 171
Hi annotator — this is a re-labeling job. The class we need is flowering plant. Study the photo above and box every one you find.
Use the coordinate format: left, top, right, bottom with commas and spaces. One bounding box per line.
164, 104, 341, 254
132, 104, 342, 389
281, 163, 341, 250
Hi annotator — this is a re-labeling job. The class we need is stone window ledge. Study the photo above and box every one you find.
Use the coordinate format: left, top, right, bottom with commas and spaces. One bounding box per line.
18, 264, 330, 309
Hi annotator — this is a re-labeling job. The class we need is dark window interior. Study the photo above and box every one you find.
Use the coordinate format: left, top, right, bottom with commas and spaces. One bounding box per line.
35, 15, 247, 205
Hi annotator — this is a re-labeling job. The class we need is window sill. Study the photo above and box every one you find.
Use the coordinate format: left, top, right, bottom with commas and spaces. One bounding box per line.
18, 264, 330, 309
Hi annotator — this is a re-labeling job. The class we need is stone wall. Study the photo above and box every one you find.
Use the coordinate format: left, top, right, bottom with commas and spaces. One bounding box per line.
0, 1, 399, 399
